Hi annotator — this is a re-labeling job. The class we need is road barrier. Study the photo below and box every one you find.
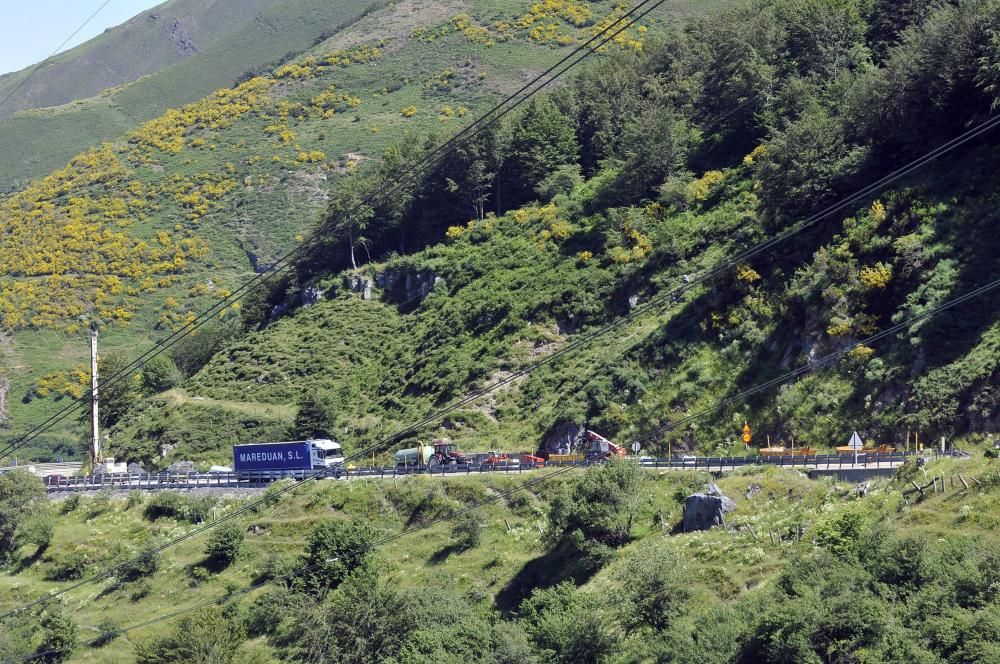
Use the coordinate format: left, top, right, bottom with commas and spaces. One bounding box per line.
39, 450, 968, 493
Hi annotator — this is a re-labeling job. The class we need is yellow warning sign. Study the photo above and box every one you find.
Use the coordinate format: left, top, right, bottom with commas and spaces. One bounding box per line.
742, 422, 752, 445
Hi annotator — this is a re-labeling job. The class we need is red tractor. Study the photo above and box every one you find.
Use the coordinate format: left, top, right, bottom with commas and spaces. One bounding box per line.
428, 439, 471, 466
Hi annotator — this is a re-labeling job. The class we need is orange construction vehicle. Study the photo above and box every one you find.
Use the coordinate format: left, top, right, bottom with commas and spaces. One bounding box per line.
584, 430, 627, 461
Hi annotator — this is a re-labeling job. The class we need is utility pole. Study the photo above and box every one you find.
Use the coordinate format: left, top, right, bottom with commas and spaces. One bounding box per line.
90, 325, 101, 465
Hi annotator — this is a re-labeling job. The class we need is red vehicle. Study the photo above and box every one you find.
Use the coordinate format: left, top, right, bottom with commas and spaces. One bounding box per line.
584, 430, 627, 461
520, 453, 545, 466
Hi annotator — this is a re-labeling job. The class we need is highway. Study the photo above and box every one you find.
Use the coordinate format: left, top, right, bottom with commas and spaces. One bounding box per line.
34, 451, 968, 493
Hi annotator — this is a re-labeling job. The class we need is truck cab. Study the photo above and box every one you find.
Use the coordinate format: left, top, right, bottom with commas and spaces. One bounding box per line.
309, 439, 345, 468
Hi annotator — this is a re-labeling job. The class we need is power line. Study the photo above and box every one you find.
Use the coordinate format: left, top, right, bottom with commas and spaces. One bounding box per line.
0, 0, 115, 113
14, 274, 1000, 662
13, 463, 583, 663
0, 2, 677, 617
3, 69, 998, 619
628, 277, 1000, 447
3, 0, 997, 622
0, 0, 668, 462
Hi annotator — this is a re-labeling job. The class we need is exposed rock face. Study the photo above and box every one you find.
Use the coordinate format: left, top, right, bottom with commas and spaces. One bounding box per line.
302, 286, 325, 306
166, 460, 195, 474
344, 276, 373, 300
683, 483, 736, 532
376, 269, 441, 304
542, 421, 584, 455
166, 18, 199, 56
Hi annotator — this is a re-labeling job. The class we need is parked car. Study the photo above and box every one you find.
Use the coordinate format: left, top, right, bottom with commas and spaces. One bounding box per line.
44, 474, 67, 486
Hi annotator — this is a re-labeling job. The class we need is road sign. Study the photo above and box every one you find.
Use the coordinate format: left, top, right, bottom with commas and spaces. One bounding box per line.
631, 441, 641, 453
848, 431, 863, 450
742, 422, 752, 445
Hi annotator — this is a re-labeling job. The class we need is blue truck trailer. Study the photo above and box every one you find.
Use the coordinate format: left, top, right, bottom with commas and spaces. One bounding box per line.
232, 439, 344, 474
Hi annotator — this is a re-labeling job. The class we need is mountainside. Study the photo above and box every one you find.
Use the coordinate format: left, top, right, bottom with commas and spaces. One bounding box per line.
0, 0, 708, 460
102, 0, 1000, 470
3, 1, 1000, 662
0, 0, 280, 120
0, 0, 394, 190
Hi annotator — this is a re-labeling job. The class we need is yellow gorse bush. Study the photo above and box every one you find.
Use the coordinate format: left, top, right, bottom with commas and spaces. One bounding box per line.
859, 262, 893, 290
129, 77, 274, 155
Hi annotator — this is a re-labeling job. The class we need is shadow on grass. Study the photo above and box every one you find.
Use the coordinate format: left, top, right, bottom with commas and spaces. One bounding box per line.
13, 544, 48, 574
430, 542, 468, 564
494, 544, 601, 615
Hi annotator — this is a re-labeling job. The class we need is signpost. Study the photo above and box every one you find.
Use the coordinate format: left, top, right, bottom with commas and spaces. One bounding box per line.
742, 422, 752, 447
631, 441, 641, 453
848, 431, 863, 465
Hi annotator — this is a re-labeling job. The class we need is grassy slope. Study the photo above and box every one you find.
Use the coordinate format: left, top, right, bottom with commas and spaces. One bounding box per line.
0, 0, 383, 190
0, 0, 280, 119
3, 0, 719, 459
0, 453, 996, 662
117, 138, 999, 470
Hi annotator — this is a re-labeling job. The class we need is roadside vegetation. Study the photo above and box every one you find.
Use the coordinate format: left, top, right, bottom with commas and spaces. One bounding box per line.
2, 452, 1000, 662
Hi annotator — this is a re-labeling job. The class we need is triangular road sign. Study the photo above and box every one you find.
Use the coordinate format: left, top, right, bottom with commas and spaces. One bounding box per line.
848, 431, 863, 449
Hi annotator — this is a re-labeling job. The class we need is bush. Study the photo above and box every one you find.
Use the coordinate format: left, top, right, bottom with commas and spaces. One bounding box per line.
614, 545, 692, 630
205, 522, 245, 566
141, 355, 182, 394
547, 459, 647, 550
244, 589, 300, 637
85, 491, 112, 519
37, 604, 78, 663
190, 565, 211, 586
290, 391, 337, 439
451, 511, 485, 551
135, 607, 245, 664
116, 548, 160, 582
519, 582, 617, 664
299, 521, 376, 594
93, 618, 122, 647
0, 470, 46, 564
48, 550, 90, 581
125, 491, 145, 510
129, 579, 152, 601
60, 494, 80, 514
21, 514, 54, 551
144, 493, 215, 523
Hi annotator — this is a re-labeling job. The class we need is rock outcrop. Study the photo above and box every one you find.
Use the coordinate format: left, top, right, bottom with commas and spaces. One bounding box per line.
683, 483, 736, 532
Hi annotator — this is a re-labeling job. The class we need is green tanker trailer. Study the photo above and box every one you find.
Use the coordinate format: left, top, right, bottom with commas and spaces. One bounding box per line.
394, 439, 470, 468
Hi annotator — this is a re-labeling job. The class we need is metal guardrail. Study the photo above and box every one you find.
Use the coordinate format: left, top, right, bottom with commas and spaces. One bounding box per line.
41, 450, 967, 493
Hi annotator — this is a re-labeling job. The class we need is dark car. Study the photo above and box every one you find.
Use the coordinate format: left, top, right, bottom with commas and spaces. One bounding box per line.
44, 474, 67, 486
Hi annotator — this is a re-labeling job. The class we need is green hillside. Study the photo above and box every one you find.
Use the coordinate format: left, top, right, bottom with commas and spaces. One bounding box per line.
0, 0, 279, 120
0, 0, 391, 190
98, 0, 1000, 470
1, 454, 999, 662
1, 0, 706, 460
